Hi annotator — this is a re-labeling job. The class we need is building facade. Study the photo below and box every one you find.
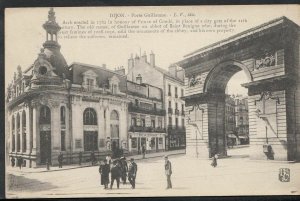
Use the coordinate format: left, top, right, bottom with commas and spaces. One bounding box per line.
127, 80, 166, 154
234, 95, 249, 145
127, 53, 186, 150
225, 95, 237, 147
6, 8, 129, 167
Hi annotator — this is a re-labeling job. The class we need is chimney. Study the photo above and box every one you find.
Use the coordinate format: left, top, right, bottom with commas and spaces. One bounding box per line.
115, 66, 125, 75
128, 54, 134, 71
168, 64, 177, 77
150, 51, 155, 67
141, 51, 147, 63
136, 74, 142, 84
134, 54, 140, 65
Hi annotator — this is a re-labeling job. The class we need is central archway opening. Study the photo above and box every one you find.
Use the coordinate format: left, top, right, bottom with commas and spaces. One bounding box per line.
204, 61, 251, 158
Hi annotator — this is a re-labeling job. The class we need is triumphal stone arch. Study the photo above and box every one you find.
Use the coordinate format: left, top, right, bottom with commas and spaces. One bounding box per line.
177, 17, 300, 161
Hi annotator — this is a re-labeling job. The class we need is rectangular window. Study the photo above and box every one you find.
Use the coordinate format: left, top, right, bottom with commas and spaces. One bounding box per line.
154, 103, 157, 110
169, 101, 171, 109
151, 119, 155, 128
142, 119, 146, 127
182, 119, 185, 127
168, 84, 171, 96
99, 139, 105, 147
181, 89, 184, 97
175, 87, 178, 97
131, 138, 137, 148
175, 118, 178, 128
158, 118, 162, 128
61, 131, 66, 151
182, 104, 184, 112
159, 138, 163, 144
87, 78, 94, 91
131, 117, 136, 126
169, 117, 172, 125
175, 103, 178, 109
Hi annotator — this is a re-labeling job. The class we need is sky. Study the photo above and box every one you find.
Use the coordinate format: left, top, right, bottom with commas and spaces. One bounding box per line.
5, 5, 300, 95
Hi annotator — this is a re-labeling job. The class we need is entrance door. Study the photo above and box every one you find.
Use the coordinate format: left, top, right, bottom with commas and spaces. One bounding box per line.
40, 131, 51, 164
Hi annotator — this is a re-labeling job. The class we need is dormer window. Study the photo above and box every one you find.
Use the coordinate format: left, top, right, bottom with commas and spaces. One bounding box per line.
82, 70, 98, 91
108, 75, 120, 94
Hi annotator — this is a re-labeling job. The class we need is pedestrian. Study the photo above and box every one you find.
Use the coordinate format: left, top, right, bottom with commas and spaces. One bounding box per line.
120, 156, 128, 184
58, 152, 63, 168
110, 160, 121, 189
211, 154, 218, 167
99, 159, 110, 189
18, 157, 22, 170
91, 151, 96, 166
79, 151, 82, 165
164, 155, 172, 189
128, 158, 137, 189
106, 155, 112, 166
46, 158, 50, 170
142, 144, 146, 159
11, 157, 15, 167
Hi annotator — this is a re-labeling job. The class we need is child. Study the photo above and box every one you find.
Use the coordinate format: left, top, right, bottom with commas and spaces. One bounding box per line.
211, 154, 218, 168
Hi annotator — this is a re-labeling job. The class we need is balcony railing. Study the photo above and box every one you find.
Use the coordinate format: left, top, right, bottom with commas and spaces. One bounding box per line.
129, 125, 166, 133
128, 103, 166, 116
175, 109, 179, 115
168, 108, 173, 114
168, 125, 186, 134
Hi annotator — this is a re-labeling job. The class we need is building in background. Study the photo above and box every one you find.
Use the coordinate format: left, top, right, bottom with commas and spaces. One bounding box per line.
127, 80, 166, 154
6, 8, 129, 167
225, 95, 237, 147
234, 95, 249, 145
127, 52, 186, 150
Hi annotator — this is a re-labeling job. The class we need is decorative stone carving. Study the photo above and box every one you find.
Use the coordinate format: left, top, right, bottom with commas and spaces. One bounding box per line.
189, 74, 202, 87
255, 51, 275, 69
255, 91, 280, 106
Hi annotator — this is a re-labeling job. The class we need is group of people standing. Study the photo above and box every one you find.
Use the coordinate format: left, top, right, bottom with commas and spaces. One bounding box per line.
99, 156, 137, 189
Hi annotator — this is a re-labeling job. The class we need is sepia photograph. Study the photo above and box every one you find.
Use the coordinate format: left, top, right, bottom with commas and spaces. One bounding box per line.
4, 5, 300, 198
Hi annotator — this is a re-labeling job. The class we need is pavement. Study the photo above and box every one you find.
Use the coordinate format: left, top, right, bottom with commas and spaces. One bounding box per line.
6, 147, 300, 198
6, 149, 185, 173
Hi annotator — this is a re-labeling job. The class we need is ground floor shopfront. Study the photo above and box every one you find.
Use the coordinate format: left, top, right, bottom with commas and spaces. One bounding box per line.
128, 132, 166, 155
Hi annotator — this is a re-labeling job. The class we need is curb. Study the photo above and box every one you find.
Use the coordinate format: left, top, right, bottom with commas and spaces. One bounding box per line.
9, 150, 186, 173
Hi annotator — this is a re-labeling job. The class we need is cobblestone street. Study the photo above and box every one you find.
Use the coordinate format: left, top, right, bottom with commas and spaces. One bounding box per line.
6, 148, 300, 198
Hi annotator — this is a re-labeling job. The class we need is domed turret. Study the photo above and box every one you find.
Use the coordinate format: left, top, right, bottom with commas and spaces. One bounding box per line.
42, 8, 69, 78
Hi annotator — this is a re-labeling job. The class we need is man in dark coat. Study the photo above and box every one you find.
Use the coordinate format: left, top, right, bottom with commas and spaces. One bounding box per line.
79, 151, 82, 165
110, 160, 121, 189
99, 159, 110, 189
58, 152, 63, 168
91, 151, 96, 166
142, 144, 146, 159
120, 157, 128, 184
164, 155, 172, 189
128, 158, 137, 189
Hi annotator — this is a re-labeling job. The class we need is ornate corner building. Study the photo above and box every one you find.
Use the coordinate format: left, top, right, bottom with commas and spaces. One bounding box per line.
6, 8, 130, 167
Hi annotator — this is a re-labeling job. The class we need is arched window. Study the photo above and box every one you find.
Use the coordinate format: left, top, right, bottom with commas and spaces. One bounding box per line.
40, 106, 51, 124
12, 115, 15, 152
110, 110, 119, 150
16, 113, 20, 152
60, 106, 66, 125
83, 108, 98, 151
22, 111, 26, 152
83, 108, 97, 125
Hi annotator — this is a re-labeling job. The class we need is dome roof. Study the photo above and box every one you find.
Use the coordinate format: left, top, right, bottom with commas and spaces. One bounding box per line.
43, 44, 69, 79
